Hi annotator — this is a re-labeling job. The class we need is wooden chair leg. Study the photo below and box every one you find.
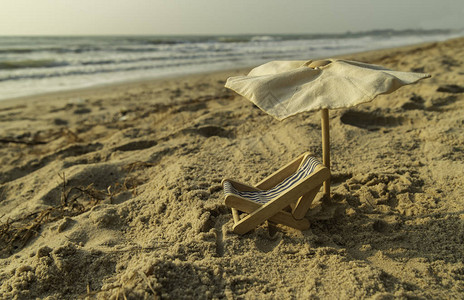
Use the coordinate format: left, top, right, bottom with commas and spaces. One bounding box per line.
233, 211, 310, 234
291, 185, 321, 219
232, 197, 304, 235
227, 197, 310, 233
267, 221, 277, 236
231, 208, 240, 224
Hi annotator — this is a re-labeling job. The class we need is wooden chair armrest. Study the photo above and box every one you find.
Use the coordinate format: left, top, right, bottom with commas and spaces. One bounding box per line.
255, 152, 310, 190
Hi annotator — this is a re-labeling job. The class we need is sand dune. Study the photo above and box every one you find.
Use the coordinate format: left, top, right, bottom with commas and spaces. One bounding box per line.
1, 37, 463, 299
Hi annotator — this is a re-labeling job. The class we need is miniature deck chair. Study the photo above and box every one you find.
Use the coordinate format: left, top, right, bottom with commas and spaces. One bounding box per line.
222, 153, 330, 235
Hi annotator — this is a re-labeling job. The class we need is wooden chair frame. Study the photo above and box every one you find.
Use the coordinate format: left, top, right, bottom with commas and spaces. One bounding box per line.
222, 152, 330, 235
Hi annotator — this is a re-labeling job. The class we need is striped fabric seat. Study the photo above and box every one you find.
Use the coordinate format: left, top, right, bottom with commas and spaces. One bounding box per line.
223, 156, 322, 205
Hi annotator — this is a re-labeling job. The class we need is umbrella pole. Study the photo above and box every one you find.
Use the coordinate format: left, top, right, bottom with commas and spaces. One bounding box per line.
321, 108, 330, 197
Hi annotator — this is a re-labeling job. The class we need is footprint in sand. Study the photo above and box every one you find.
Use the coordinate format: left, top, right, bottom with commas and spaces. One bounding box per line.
182, 125, 232, 138
174, 102, 207, 113
401, 94, 425, 110
0, 142, 103, 184
430, 95, 458, 107
113, 140, 158, 152
404, 91, 459, 112
437, 84, 464, 94
195, 125, 231, 138
340, 110, 406, 130
73, 107, 92, 114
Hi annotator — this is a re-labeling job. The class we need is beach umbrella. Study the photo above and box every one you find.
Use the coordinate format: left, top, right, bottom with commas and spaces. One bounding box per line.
225, 59, 430, 196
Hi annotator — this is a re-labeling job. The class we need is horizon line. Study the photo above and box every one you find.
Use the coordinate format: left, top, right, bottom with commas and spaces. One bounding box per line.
0, 28, 461, 38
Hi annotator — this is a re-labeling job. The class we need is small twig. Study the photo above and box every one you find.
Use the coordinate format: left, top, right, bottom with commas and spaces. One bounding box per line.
59, 172, 67, 206
107, 186, 114, 204
138, 271, 157, 295
86, 282, 91, 300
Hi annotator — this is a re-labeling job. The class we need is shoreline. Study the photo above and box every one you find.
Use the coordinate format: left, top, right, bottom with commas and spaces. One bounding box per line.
1, 37, 461, 107
0, 67, 247, 108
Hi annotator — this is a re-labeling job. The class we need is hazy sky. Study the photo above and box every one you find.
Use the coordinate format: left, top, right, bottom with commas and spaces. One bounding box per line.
1, 0, 463, 36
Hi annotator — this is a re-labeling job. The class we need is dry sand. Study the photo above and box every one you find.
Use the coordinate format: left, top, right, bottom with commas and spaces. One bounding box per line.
1, 37, 463, 299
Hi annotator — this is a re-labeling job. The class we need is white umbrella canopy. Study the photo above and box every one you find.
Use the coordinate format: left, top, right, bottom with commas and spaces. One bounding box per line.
226, 59, 430, 120
225, 59, 430, 196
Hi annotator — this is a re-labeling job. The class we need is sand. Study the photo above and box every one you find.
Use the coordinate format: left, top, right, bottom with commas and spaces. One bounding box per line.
1, 37, 463, 299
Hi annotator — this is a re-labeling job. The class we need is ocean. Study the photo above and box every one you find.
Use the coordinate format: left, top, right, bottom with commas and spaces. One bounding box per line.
0, 29, 462, 101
